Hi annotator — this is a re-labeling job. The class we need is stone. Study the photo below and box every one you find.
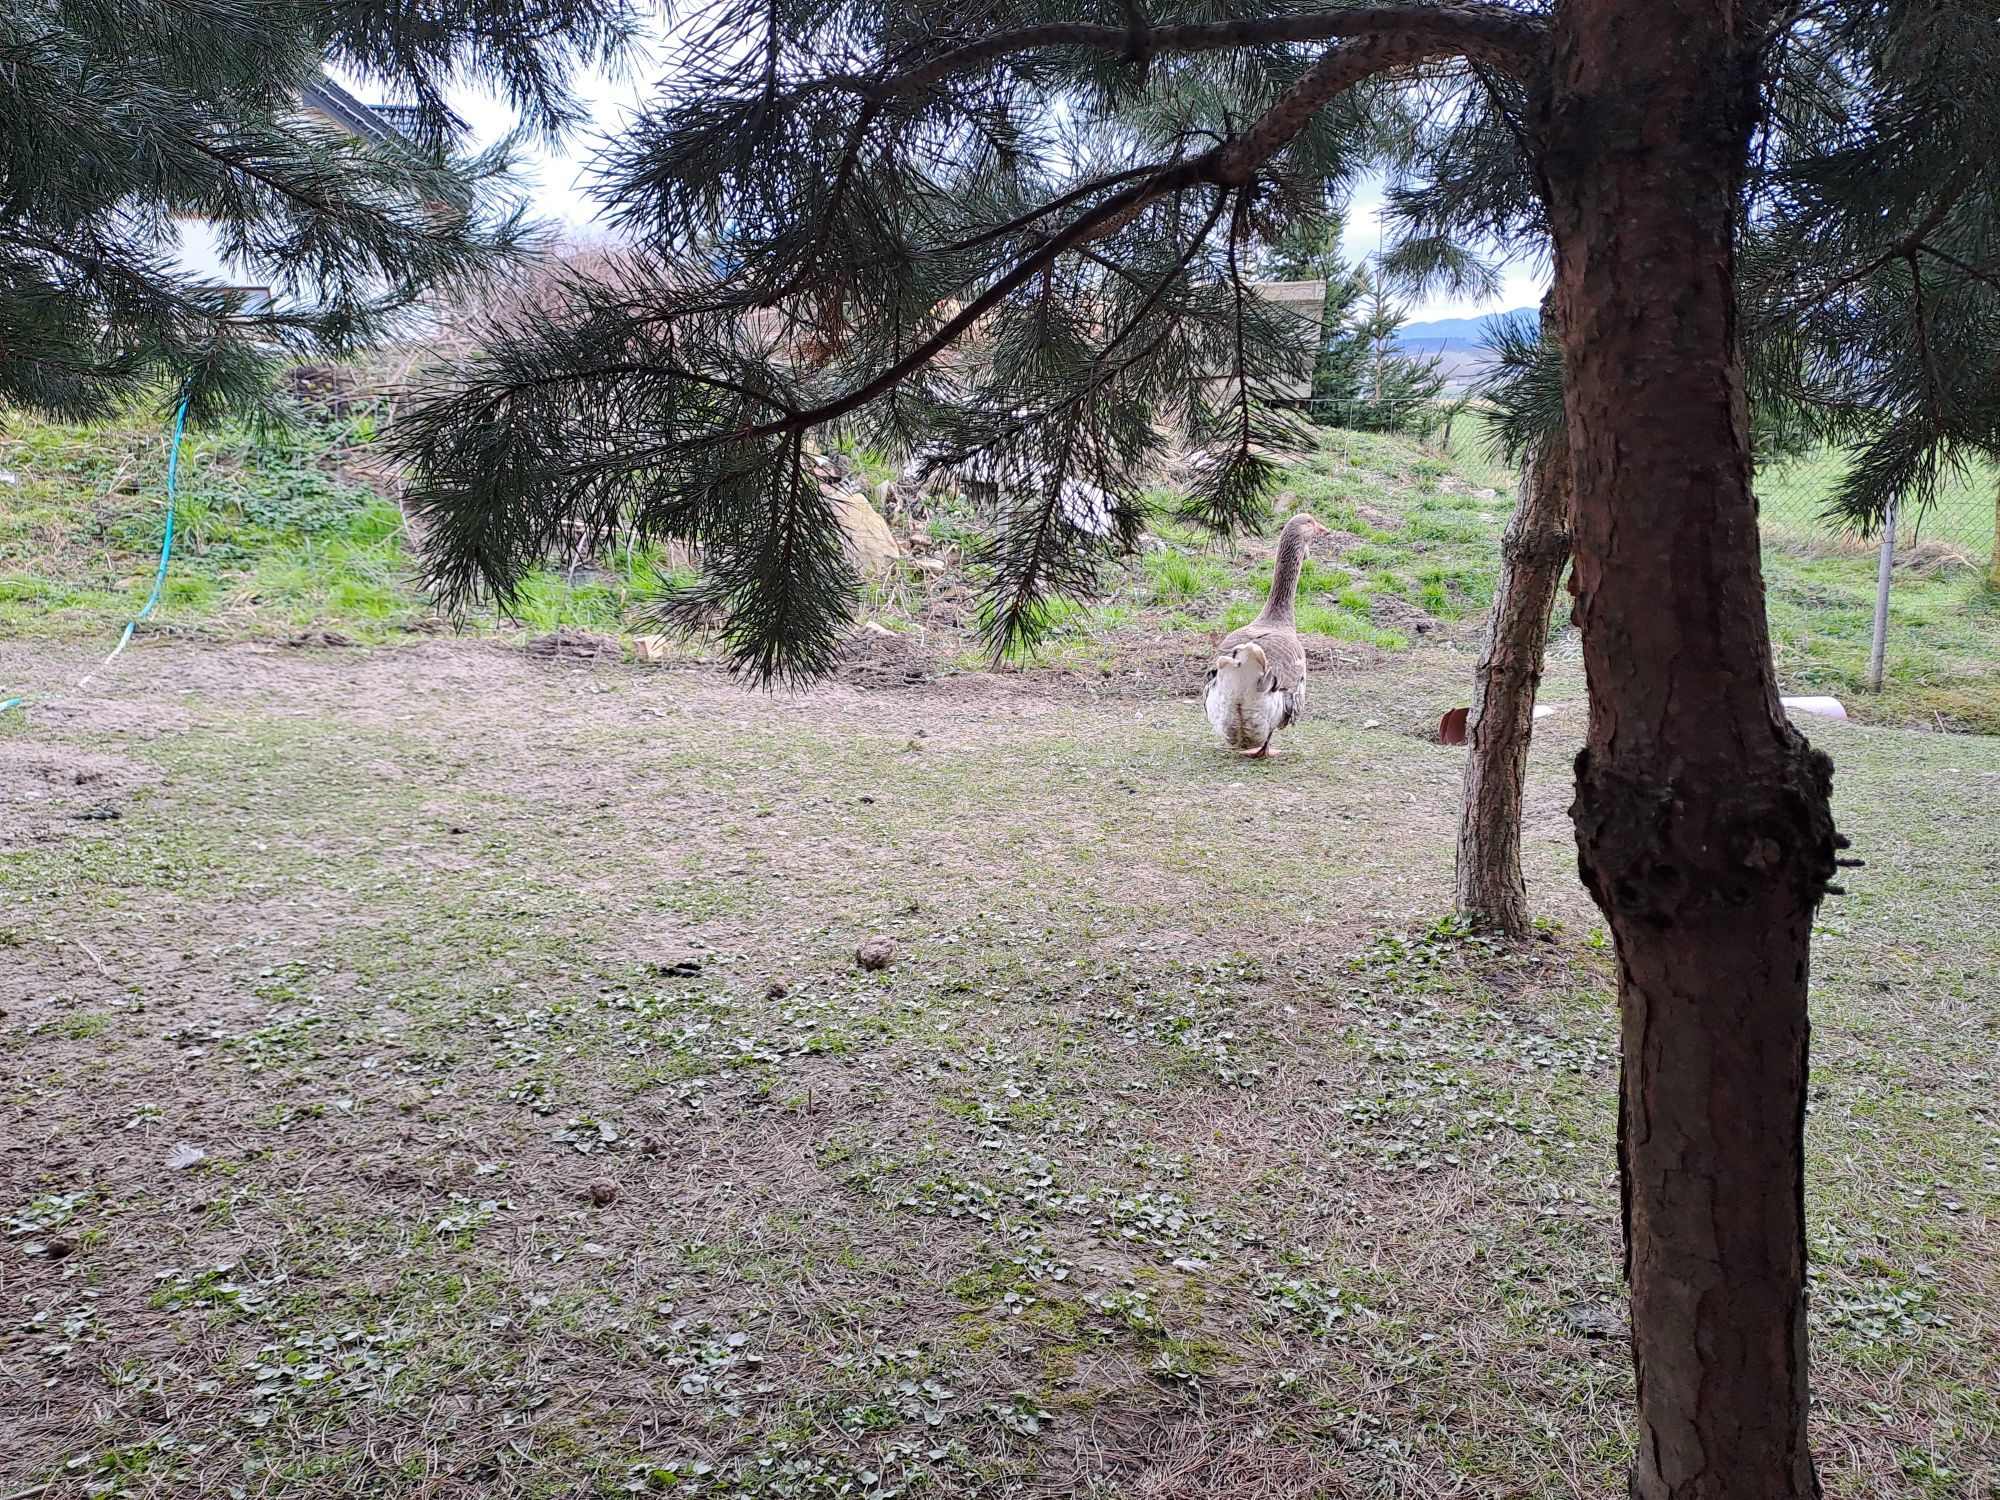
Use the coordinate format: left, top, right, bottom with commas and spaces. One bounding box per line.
830, 491, 902, 576
854, 937, 895, 971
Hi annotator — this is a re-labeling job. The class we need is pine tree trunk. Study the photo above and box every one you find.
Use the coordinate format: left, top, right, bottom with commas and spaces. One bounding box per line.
1536, 4, 1842, 1495
1454, 425, 1570, 937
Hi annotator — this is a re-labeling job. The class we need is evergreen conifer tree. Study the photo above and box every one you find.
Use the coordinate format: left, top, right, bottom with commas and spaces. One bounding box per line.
1342, 263, 1448, 431
1400, 5, 2000, 939
0, 0, 636, 419
395, 6, 2000, 1494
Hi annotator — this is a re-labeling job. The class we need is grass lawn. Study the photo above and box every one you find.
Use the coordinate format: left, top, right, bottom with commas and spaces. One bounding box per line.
2, 403, 1996, 1497
1, 630, 1995, 1499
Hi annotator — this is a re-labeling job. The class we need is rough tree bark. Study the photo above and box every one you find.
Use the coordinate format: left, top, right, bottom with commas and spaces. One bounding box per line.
1534, 3, 1843, 1496
1454, 416, 1571, 937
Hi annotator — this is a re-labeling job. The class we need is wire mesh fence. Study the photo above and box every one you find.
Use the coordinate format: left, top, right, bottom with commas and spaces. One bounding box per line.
1292, 397, 1997, 701
1297, 394, 1998, 573
1755, 450, 1997, 566
1297, 395, 1464, 440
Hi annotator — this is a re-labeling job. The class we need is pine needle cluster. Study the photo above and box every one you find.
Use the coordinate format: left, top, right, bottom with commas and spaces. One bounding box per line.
395, 1, 1529, 679
0, 0, 635, 421
1388, 3, 2000, 531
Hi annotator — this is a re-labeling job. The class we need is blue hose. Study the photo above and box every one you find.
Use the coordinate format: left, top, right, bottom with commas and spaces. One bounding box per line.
137, 394, 190, 622
76, 393, 190, 689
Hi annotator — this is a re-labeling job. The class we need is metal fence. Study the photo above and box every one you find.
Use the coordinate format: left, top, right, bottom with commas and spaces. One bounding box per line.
1755, 450, 1997, 564
1298, 394, 1997, 568
1756, 453, 1997, 691
1297, 398, 1998, 693
1297, 394, 1460, 438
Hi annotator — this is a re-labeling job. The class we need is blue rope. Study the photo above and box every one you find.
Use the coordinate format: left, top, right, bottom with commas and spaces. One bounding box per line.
75, 392, 192, 690
138, 394, 190, 621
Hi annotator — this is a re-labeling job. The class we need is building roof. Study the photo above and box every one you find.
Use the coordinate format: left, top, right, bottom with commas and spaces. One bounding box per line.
1252, 278, 1329, 323
369, 105, 430, 141
300, 74, 413, 147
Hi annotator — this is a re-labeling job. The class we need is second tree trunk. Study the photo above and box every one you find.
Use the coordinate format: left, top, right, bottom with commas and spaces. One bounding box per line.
1455, 428, 1570, 936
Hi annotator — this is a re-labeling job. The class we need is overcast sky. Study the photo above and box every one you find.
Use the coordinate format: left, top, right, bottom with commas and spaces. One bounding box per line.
429, 42, 1547, 327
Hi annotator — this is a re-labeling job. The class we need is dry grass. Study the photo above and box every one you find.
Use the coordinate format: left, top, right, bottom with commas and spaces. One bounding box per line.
1, 635, 1994, 1499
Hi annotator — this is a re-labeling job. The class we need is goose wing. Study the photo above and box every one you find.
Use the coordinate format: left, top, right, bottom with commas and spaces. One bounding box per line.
1219, 622, 1306, 727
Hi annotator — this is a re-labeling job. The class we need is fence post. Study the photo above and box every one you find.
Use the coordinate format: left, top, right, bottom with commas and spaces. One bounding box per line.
1867, 491, 1899, 693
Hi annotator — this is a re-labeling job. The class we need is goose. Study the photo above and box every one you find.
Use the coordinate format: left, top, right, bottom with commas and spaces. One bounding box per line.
1203, 513, 1330, 757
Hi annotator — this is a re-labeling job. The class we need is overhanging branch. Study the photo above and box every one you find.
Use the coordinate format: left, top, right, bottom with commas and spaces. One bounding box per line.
737, 31, 1462, 443
846, 4, 1544, 93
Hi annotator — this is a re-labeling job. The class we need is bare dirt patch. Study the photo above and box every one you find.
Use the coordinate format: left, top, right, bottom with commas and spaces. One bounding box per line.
0, 743, 155, 853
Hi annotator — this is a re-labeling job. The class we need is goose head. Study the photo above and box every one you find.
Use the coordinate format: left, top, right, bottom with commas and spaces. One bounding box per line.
1212, 639, 1271, 681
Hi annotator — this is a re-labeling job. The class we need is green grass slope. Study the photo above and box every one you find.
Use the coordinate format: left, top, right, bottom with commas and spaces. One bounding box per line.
4, 406, 1995, 730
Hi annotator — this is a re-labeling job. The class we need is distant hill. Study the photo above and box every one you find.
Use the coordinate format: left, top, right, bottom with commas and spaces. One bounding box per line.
1391, 307, 1538, 353
1389, 306, 1538, 390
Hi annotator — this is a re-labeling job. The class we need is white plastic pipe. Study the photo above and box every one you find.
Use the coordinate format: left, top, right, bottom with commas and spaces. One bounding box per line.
1780, 695, 1848, 722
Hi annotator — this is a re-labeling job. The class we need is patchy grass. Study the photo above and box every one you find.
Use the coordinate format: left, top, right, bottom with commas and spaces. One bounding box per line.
6, 405, 1997, 732
1762, 541, 2000, 734
1, 636, 1994, 1498
2, 395, 1996, 1495
0, 405, 661, 645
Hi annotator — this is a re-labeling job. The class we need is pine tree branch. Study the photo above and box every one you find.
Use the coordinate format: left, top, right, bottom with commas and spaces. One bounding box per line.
1211, 33, 1440, 184
926, 162, 1169, 257
1777, 154, 1991, 318
185, 135, 451, 247
728, 32, 1456, 445
844, 4, 1545, 94
1094, 192, 1232, 375
1914, 240, 2000, 297
1906, 250, 1947, 440
1225, 192, 1256, 459
746, 164, 1196, 439
475, 361, 799, 417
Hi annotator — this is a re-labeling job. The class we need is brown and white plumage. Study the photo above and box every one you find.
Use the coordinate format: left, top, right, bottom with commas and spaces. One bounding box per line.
1205, 638, 1289, 754
1202, 513, 1329, 757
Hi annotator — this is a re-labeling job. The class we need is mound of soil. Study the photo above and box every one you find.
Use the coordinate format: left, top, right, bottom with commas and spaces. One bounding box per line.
1899, 539, 1979, 576
1368, 592, 1443, 638
523, 628, 622, 662
838, 626, 937, 688
283, 628, 357, 650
